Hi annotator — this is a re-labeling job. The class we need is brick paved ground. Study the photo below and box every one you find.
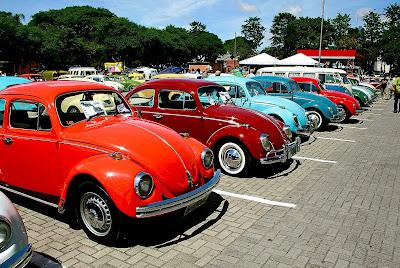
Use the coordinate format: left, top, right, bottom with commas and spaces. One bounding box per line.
13, 98, 400, 267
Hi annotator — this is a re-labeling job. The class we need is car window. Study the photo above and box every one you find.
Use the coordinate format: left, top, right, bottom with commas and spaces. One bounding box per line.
298, 83, 311, 92
158, 90, 196, 110
129, 89, 155, 107
275, 72, 286, 77
310, 84, 319, 92
0, 99, 5, 127
318, 74, 325, 83
56, 90, 131, 127
303, 73, 315, 78
10, 100, 52, 131
221, 84, 245, 98
288, 72, 301, 77
246, 81, 265, 96
272, 82, 288, 93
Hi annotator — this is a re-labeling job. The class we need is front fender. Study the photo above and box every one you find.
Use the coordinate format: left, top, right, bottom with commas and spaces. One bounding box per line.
60, 154, 168, 218
302, 102, 331, 119
206, 125, 266, 160
259, 107, 299, 133
183, 137, 214, 180
337, 99, 356, 115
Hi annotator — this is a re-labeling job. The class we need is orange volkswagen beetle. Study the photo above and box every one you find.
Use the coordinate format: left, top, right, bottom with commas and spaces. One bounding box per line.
0, 81, 220, 242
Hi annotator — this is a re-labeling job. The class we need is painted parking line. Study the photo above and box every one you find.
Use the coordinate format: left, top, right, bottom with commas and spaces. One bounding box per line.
339, 125, 367, 130
367, 113, 382, 116
352, 117, 374, 121
315, 136, 356, 143
372, 108, 385, 111
213, 189, 296, 208
292, 156, 337, 164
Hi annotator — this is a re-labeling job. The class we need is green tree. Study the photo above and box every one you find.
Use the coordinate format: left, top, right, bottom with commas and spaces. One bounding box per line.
223, 36, 254, 59
381, 4, 400, 74
270, 13, 297, 58
189, 21, 206, 33
241, 17, 266, 49
361, 11, 383, 73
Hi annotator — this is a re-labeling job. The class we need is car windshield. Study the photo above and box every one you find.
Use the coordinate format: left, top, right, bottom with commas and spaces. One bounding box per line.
246, 81, 266, 96
198, 85, 231, 107
56, 90, 132, 127
289, 80, 301, 92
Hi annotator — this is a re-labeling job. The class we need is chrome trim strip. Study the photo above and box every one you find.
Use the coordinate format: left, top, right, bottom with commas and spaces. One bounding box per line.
0, 185, 58, 208
260, 137, 301, 165
3, 135, 56, 143
59, 141, 110, 154
202, 117, 239, 125
136, 169, 221, 218
141, 111, 202, 119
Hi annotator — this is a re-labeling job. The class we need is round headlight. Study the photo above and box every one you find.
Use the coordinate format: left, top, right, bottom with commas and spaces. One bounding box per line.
283, 126, 293, 140
0, 219, 11, 249
260, 134, 271, 151
134, 172, 154, 199
293, 115, 300, 127
328, 106, 333, 113
201, 148, 214, 169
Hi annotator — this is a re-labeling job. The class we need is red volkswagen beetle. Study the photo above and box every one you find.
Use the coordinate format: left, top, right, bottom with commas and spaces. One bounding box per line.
0, 81, 220, 242
292, 77, 362, 122
127, 79, 300, 176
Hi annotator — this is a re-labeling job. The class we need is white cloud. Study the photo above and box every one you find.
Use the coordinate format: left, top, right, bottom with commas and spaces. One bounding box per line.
236, 0, 258, 13
356, 7, 373, 19
285, 5, 302, 16
139, 0, 220, 25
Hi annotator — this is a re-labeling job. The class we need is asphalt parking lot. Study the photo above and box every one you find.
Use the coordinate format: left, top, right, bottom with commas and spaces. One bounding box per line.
12, 98, 400, 268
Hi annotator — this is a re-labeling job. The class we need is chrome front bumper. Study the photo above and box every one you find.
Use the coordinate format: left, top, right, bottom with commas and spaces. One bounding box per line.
356, 109, 364, 115
2, 244, 32, 268
260, 137, 301, 164
136, 170, 221, 218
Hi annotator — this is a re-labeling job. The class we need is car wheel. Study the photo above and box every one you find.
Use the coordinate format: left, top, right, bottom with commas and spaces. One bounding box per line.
305, 110, 324, 130
76, 182, 121, 243
336, 105, 348, 123
217, 142, 251, 176
67, 106, 80, 114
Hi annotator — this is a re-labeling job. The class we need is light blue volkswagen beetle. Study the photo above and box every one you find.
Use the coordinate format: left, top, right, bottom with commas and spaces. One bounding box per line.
0, 76, 31, 90
206, 76, 313, 137
253, 76, 340, 130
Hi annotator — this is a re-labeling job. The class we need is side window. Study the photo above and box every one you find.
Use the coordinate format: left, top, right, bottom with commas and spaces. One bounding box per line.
0, 99, 5, 127
319, 74, 326, 83
237, 86, 246, 98
288, 72, 301, 77
298, 83, 311, 92
158, 90, 196, 110
279, 83, 289, 93
270, 82, 280, 93
275, 72, 286, 77
303, 73, 315, 78
129, 89, 155, 107
223, 85, 236, 98
10, 100, 52, 131
310, 84, 319, 92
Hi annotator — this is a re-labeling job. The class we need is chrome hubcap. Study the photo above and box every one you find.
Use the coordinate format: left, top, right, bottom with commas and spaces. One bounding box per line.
336, 106, 346, 122
80, 192, 112, 237
306, 111, 322, 129
223, 148, 242, 169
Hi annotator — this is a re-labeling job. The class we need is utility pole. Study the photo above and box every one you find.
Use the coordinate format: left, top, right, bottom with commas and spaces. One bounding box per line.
318, 0, 325, 67
234, 32, 237, 59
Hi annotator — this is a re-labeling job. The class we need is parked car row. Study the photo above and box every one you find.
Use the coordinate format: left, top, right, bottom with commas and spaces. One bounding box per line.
0, 71, 379, 265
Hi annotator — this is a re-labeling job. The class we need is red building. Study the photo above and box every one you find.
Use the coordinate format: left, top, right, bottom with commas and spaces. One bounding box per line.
297, 49, 362, 69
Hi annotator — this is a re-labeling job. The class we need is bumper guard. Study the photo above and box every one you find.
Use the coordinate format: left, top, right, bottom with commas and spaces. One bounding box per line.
260, 137, 301, 164
136, 169, 221, 218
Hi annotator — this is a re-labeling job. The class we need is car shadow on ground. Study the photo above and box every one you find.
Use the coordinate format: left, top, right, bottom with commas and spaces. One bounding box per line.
26, 251, 63, 268
317, 124, 342, 132
6, 191, 227, 249
341, 118, 362, 125
118, 192, 228, 248
250, 159, 301, 180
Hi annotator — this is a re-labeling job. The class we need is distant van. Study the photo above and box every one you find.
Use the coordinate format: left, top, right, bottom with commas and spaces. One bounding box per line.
256, 66, 352, 92
68, 67, 97, 77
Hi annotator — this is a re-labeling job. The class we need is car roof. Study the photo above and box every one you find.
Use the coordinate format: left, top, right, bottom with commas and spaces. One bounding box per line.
138, 78, 218, 90
253, 76, 292, 83
291, 77, 319, 83
1, 81, 114, 102
0, 77, 32, 90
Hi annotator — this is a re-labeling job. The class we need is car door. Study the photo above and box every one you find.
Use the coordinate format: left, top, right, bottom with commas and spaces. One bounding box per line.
153, 88, 202, 142
127, 87, 156, 120
2, 97, 60, 202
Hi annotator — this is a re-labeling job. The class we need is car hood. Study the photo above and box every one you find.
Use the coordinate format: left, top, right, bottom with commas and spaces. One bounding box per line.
61, 116, 199, 196
203, 104, 288, 148
323, 90, 357, 103
295, 91, 338, 110
251, 95, 308, 125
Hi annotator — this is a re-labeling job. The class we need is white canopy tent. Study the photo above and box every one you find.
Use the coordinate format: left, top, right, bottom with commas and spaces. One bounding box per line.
239, 53, 280, 66
278, 53, 318, 66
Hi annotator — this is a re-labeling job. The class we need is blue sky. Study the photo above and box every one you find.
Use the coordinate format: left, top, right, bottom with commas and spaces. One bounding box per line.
1, 0, 397, 45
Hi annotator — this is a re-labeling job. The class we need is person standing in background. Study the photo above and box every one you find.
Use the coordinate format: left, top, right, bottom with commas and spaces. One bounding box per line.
393, 73, 400, 112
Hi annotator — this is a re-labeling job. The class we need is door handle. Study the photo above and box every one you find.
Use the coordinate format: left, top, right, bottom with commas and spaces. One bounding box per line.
2, 137, 13, 145
153, 113, 163, 119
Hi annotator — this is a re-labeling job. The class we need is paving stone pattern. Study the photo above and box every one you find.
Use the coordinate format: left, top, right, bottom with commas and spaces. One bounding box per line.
14, 98, 400, 267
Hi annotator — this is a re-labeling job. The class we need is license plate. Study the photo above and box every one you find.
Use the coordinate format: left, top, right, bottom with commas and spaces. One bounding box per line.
184, 197, 208, 215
